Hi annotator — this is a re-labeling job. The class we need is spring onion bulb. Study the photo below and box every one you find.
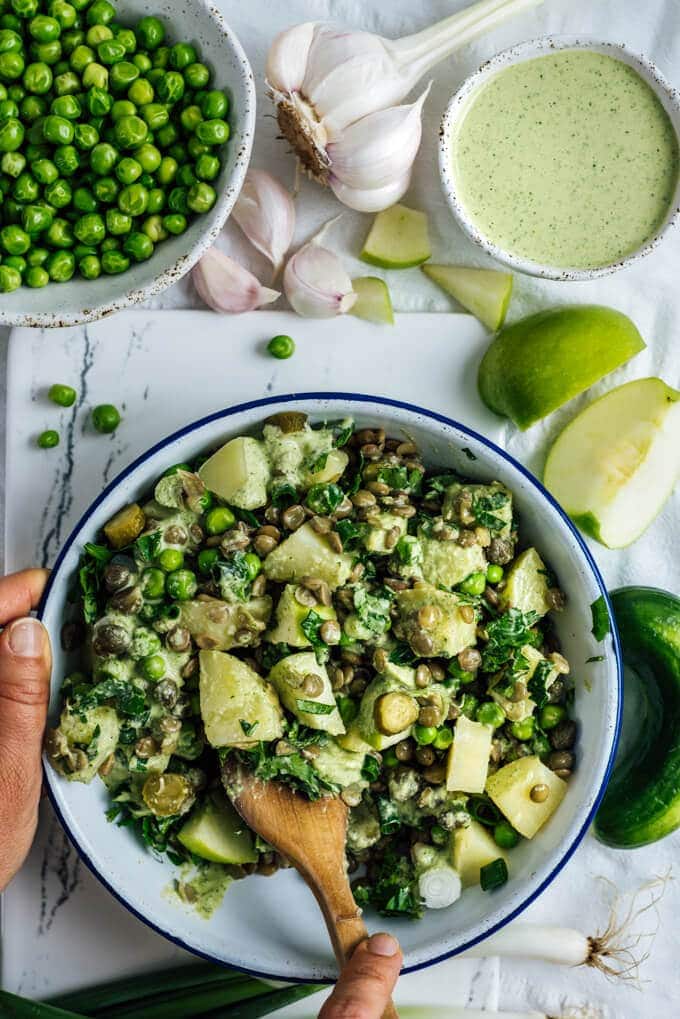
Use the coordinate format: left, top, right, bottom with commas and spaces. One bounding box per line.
266, 0, 542, 210
419, 866, 462, 909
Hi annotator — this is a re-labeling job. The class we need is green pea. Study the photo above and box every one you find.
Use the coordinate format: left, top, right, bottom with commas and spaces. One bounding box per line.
29, 15, 60, 44
476, 701, 506, 728
133, 15, 163, 51
37, 428, 60, 448
20, 93, 45, 119
1, 223, 29, 253
12, 169, 38, 201
162, 212, 185, 235
51, 93, 80, 120
101, 248, 128, 274
154, 122, 177, 149
78, 252, 100, 278
114, 112, 146, 149
81, 60, 107, 89
244, 552, 262, 581
132, 52, 151, 74
139, 101, 166, 132
0, 114, 23, 149
73, 121, 98, 151
23, 60, 52, 94
69, 43, 94, 74
91, 402, 120, 432
158, 547, 183, 572
117, 181, 147, 216
151, 45, 169, 69
195, 549, 219, 578
0, 51, 24, 80
156, 69, 183, 104
92, 174, 117, 202
184, 62, 209, 90
0, 147, 23, 174
42, 112, 72, 143
145, 188, 164, 215
493, 821, 520, 850
103, 206, 130, 235
44, 177, 71, 207
136, 141, 160, 173
165, 568, 197, 602
486, 564, 504, 584
86, 24, 112, 47
22, 203, 53, 233
0, 262, 20, 291
459, 571, 486, 596
0, 30, 22, 54
267, 334, 295, 359
3, 256, 25, 276
73, 211, 104, 245
47, 382, 76, 406
141, 567, 165, 599
195, 118, 229, 146
60, 28, 83, 56
539, 705, 567, 731
169, 42, 196, 71
49, 2, 77, 30
90, 139, 116, 174
176, 163, 195, 188
46, 216, 73, 248
126, 77, 151, 108
110, 97, 133, 121
26, 245, 49, 266
108, 58, 138, 90
86, 0, 115, 27
115, 28, 136, 54
25, 264, 48, 286
187, 135, 209, 160
140, 653, 165, 681
29, 157, 58, 183
180, 104, 202, 133
189, 181, 216, 214
156, 154, 176, 186
195, 152, 220, 182
54, 143, 80, 177
510, 716, 535, 742
204, 505, 236, 535
123, 229, 152, 262
46, 247, 75, 280
114, 155, 140, 184
414, 724, 438, 746
84, 83, 110, 117
0, 97, 19, 120
199, 90, 228, 120
433, 726, 454, 750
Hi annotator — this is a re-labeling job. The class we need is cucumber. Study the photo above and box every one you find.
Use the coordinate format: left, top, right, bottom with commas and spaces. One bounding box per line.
178, 792, 257, 864
595, 587, 680, 848
360, 204, 431, 269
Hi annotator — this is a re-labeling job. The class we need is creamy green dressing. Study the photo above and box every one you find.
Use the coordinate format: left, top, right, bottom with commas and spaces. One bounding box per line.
452, 50, 679, 268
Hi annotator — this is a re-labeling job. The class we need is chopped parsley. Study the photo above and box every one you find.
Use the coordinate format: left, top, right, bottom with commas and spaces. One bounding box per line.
213, 551, 252, 602
376, 465, 422, 493
353, 846, 422, 919
296, 698, 334, 715
78, 543, 113, 623
335, 518, 365, 551
481, 609, 540, 672
134, 530, 162, 563
590, 596, 611, 641
236, 728, 339, 800
301, 610, 331, 662
471, 491, 509, 533
353, 585, 393, 635
527, 658, 554, 709
270, 481, 299, 508
240, 719, 258, 737
306, 483, 345, 515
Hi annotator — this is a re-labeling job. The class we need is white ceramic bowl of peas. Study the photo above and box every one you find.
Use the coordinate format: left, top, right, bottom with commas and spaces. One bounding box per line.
0, 0, 255, 327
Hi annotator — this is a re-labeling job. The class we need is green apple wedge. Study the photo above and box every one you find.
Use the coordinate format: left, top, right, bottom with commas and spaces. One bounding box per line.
350, 276, 394, 324
422, 265, 513, 330
478, 305, 645, 429
544, 378, 680, 548
360, 204, 431, 269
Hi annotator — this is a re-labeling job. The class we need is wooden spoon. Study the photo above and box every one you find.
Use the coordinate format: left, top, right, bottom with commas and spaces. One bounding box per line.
223, 761, 399, 1019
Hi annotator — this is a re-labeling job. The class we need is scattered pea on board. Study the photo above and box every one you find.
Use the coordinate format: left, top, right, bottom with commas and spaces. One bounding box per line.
0, 2, 231, 292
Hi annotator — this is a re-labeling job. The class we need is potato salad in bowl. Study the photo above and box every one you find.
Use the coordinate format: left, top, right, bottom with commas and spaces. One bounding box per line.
47, 409, 581, 924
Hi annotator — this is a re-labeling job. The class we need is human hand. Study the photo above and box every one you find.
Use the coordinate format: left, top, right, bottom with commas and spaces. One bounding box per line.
318, 933, 402, 1019
0, 569, 52, 890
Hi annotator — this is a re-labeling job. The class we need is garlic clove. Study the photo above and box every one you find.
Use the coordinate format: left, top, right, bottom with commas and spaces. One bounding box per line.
193, 247, 280, 313
329, 169, 412, 213
266, 22, 316, 94
283, 240, 357, 318
326, 86, 430, 193
232, 169, 296, 275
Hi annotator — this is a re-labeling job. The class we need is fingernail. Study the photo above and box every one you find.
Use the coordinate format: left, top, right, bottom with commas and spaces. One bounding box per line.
7, 618, 46, 658
366, 933, 399, 957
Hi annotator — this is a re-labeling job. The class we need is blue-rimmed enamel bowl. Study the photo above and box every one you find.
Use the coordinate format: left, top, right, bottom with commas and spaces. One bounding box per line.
39, 394, 622, 982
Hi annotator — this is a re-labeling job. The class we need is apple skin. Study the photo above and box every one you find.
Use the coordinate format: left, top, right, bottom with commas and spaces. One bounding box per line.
478, 305, 645, 430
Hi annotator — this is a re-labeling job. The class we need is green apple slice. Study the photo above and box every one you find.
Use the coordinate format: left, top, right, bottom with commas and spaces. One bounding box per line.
350, 276, 394, 324
360, 204, 431, 269
478, 305, 645, 430
544, 377, 680, 548
178, 792, 257, 864
422, 264, 513, 330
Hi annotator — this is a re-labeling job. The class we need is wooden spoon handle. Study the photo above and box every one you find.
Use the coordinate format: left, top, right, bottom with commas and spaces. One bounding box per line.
307, 870, 399, 1019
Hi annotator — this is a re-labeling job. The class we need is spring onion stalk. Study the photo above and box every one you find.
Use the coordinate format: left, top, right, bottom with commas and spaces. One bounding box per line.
47, 963, 247, 1013
299, 1011, 550, 1019
199, 983, 325, 1018
0, 991, 86, 1019
412, 843, 462, 909
97, 977, 268, 1019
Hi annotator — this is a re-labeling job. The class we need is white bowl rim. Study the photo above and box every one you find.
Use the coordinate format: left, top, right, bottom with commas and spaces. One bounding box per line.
38, 391, 623, 981
439, 35, 680, 282
0, 0, 256, 328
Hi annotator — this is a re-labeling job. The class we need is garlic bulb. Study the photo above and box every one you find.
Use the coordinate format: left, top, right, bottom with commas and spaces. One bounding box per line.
232, 169, 296, 276
283, 227, 356, 318
266, 0, 541, 211
193, 247, 280, 313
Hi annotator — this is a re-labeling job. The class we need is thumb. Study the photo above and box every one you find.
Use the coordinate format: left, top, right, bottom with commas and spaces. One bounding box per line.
319, 934, 402, 1019
0, 617, 52, 889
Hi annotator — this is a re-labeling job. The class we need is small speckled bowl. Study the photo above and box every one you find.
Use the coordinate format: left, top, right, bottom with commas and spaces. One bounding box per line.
439, 37, 680, 281
0, 1, 255, 328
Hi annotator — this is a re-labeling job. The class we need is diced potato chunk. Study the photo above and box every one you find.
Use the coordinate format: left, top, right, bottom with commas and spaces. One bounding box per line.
198, 436, 271, 509
420, 538, 487, 589
446, 715, 493, 793
181, 596, 272, 651
452, 820, 508, 887
263, 522, 353, 589
336, 722, 373, 754
486, 755, 567, 838
396, 584, 477, 657
266, 583, 336, 647
199, 651, 283, 747
306, 448, 349, 486
363, 512, 408, 555
498, 548, 552, 618
104, 503, 145, 549
268, 652, 345, 734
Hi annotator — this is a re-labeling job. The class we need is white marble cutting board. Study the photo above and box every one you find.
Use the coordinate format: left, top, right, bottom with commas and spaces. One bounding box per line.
2, 308, 503, 1011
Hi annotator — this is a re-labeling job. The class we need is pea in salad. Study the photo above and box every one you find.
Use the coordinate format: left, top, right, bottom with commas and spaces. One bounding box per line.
47, 413, 577, 918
